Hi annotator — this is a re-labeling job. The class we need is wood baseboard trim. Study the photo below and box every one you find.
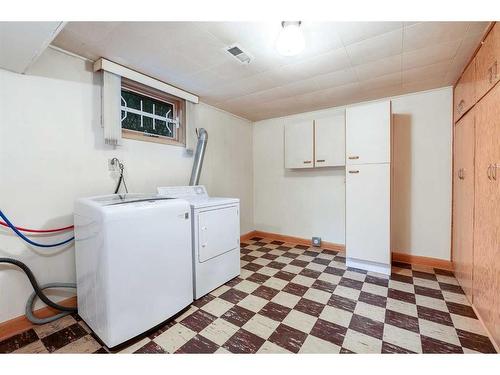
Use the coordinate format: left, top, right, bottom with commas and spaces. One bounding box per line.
0, 296, 77, 342
246, 230, 345, 252
470, 301, 500, 352
240, 230, 258, 242
392, 252, 454, 271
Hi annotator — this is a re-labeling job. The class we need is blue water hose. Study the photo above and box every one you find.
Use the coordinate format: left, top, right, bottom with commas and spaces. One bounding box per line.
0, 209, 74, 247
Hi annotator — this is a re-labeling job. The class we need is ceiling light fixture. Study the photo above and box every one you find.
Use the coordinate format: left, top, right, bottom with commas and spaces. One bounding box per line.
276, 21, 305, 57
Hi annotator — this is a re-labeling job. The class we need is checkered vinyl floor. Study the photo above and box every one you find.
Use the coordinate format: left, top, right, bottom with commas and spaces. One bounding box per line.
1, 236, 497, 354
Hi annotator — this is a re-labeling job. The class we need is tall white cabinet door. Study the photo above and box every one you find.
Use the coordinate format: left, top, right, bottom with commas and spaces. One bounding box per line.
314, 114, 345, 167
284, 120, 314, 168
346, 101, 391, 165
346, 163, 391, 266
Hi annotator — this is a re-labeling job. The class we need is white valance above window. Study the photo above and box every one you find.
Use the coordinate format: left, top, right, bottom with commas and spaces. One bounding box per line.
94, 58, 199, 148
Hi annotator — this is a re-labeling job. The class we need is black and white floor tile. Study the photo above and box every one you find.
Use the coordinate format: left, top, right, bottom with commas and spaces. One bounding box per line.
0, 237, 496, 354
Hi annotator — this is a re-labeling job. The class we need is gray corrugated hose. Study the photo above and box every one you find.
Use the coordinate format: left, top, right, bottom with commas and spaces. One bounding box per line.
189, 128, 208, 186
25, 283, 76, 324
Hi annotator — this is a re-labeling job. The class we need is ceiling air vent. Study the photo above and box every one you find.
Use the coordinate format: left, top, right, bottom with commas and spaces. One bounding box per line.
226, 44, 252, 64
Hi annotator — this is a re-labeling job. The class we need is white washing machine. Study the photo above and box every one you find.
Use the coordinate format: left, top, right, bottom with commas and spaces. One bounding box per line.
74, 194, 193, 348
157, 186, 240, 299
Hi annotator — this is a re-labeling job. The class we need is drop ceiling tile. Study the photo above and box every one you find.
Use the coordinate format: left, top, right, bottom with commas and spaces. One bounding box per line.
52, 21, 486, 121
313, 68, 358, 91
354, 54, 402, 81
402, 77, 449, 92
274, 48, 352, 83
304, 22, 344, 53
172, 33, 229, 69
403, 22, 469, 52
402, 39, 461, 70
336, 22, 403, 46
198, 22, 281, 50
346, 29, 403, 66
358, 84, 406, 103
358, 71, 402, 92
60, 21, 121, 45
51, 28, 100, 61
208, 59, 263, 83
402, 60, 452, 84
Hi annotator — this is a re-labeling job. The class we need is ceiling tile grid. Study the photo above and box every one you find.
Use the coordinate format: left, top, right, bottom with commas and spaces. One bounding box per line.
52, 21, 490, 121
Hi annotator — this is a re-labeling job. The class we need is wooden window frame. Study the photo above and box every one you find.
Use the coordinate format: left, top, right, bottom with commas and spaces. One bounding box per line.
121, 78, 186, 147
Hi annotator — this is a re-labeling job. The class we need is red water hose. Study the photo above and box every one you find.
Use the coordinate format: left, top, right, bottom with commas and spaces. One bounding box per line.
0, 221, 73, 233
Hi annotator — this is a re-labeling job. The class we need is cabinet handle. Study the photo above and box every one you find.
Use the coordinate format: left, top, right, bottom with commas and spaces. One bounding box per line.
348, 156, 359, 160
457, 100, 465, 114
316, 159, 325, 163
461, 168, 466, 180
487, 165, 492, 180
458, 169, 462, 179
303, 160, 312, 164
493, 164, 497, 181
348, 170, 359, 174
493, 61, 498, 80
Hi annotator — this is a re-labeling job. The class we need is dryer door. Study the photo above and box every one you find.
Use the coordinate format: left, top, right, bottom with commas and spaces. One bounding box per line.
197, 206, 239, 262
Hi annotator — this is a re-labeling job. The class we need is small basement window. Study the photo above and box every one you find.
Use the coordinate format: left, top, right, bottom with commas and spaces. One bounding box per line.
120, 78, 186, 146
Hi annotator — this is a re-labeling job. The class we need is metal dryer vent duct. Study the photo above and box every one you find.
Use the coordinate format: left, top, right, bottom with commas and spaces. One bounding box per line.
189, 128, 208, 186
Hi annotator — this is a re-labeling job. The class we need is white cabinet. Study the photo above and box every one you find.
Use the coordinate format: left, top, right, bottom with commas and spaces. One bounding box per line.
284, 114, 345, 169
346, 164, 391, 269
345, 100, 391, 275
315, 114, 345, 167
284, 120, 314, 169
346, 101, 391, 165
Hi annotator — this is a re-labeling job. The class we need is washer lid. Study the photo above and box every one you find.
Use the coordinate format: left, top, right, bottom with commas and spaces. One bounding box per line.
90, 193, 173, 206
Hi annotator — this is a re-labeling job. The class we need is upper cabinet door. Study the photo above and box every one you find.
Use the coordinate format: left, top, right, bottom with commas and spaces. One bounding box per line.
454, 59, 476, 123
346, 101, 391, 165
284, 120, 314, 169
314, 114, 345, 167
475, 23, 500, 101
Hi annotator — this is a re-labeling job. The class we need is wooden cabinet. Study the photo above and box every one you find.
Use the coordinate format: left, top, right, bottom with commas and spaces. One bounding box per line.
284, 115, 345, 169
475, 22, 500, 101
314, 114, 345, 167
473, 83, 500, 346
284, 120, 314, 169
454, 60, 476, 122
452, 109, 475, 301
452, 21, 500, 349
346, 101, 391, 165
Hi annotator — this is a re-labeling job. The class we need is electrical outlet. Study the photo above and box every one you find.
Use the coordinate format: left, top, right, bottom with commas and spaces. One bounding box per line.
108, 158, 117, 171
312, 237, 321, 247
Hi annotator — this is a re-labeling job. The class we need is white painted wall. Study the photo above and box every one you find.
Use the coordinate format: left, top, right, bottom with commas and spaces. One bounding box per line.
0, 47, 253, 323
253, 87, 452, 261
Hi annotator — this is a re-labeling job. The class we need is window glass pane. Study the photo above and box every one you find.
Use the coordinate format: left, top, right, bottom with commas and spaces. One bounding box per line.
121, 87, 177, 140
122, 112, 141, 131
155, 119, 173, 137
142, 98, 154, 114
155, 102, 172, 118
143, 116, 154, 134
121, 90, 141, 110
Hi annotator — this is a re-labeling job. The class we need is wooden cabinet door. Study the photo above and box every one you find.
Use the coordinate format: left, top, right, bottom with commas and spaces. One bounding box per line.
284, 120, 314, 169
473, 83, 500, 346
454, 60, 476, 123
346, 101, 391, 165
475, 23, 500, 101
452, 109, 475, 301
314, 114, 345, 167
